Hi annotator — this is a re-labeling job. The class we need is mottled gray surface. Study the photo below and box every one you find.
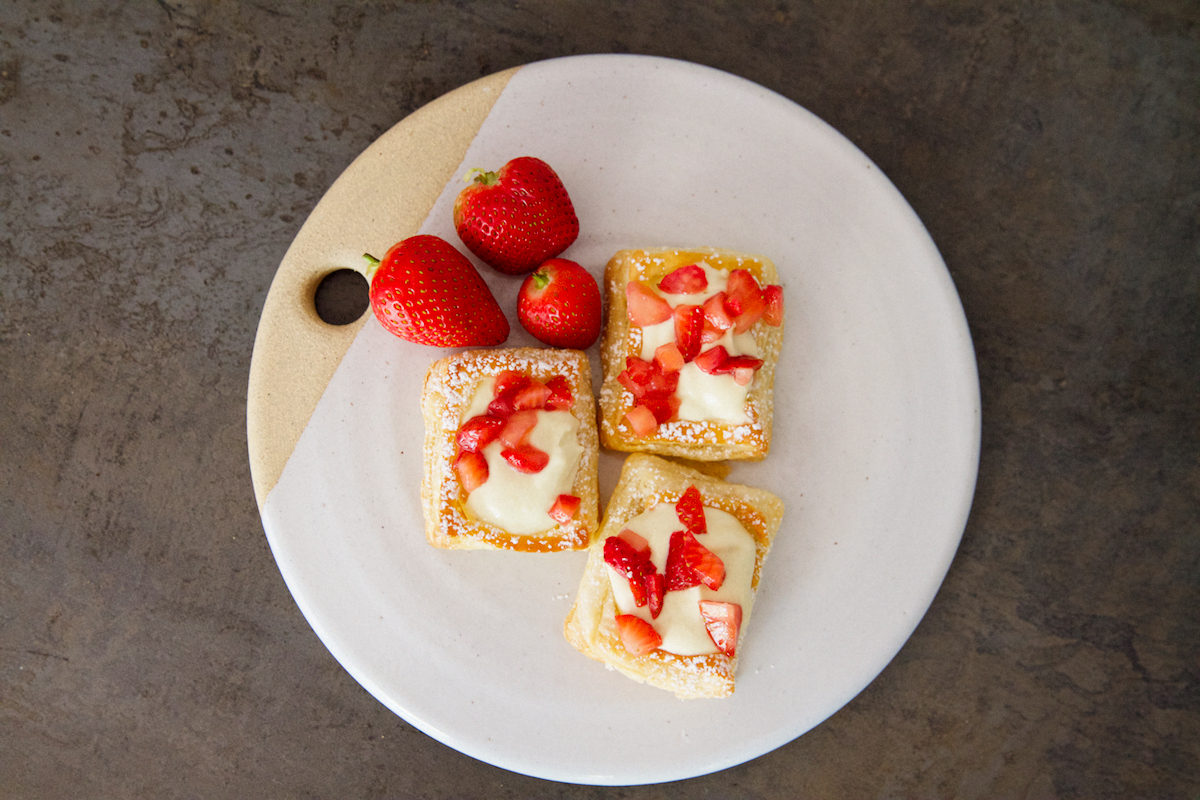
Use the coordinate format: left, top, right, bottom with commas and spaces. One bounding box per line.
2, 1, 1198, 797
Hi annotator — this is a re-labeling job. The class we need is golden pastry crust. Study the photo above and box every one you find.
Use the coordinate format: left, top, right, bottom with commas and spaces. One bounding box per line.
599, 247, 785, 461
563, 454, 784, 698
421, 348, 600, 551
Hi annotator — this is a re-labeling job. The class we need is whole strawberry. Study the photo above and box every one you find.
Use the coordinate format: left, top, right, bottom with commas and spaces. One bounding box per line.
453, 157, 579, 275
517, 258, 601, 349
366, 235, 509, 347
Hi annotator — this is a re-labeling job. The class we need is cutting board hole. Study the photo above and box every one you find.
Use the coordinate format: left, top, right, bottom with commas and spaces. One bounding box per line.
314, 269, 369, 325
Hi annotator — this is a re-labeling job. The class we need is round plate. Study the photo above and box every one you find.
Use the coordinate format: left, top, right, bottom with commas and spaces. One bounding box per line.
248, 54, 980, 786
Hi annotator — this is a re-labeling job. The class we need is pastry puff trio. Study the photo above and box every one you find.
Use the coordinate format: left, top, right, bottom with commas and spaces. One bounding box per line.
418, 247, 785, 697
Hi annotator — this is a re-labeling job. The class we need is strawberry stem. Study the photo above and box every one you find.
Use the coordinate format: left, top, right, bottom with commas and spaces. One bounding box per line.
362, 253, 381, 282
463, 167, 498, 186
533, 269, 551, 290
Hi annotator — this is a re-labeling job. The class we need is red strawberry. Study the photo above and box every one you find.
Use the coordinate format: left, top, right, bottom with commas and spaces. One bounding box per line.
626, 281, 673, 326
517, 258, 602, 349
692, 345, 730, 375
453, 157, 579, 275
498, 409, 539, 448
653, 342, 685, 374
644, 572, 666, 619
543, 375, 574, 410
548, 494, 581, 524
763, 284, 784, 327
604, 535, 653, 607
615, 614, 662, 656
456, 415, 504, 453
675, 485, 707, 535
665, 529, 725, 590
453, 450, 488, 492
512, 378, 552, 410
673, 304, 704, 362
657, 264, 708, 294
624, 404, 659, 437
501, 443, 549, 473
698, 600, 742, 656
366, 235, 508, 347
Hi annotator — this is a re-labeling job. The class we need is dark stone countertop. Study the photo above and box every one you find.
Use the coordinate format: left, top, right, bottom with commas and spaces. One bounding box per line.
2, 2, 1196, 797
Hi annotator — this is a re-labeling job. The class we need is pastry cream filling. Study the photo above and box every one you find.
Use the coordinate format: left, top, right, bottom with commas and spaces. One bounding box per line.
636, 261, 758, 424
605, 501, 757, 656
460, 378, 584, 535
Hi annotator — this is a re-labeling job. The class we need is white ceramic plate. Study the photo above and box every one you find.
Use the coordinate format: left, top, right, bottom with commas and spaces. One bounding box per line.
250, 55, 980, 786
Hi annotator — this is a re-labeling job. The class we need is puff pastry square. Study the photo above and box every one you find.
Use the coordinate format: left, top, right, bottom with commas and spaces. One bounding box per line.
564, 453, 784, 698
421, 348, 600, 552
599, 247, 784, 461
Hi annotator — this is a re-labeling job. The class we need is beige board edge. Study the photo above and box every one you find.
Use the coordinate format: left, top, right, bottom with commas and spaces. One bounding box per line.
246, 67, 521, 509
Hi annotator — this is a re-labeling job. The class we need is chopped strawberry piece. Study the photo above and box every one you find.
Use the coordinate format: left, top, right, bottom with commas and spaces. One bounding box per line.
512, 378, 552, 410
723, 269, 763, 315
762, 284, 784, 327
653, 342, 685, 374
692, 345, 730, 375
501, 443, 549, 473
498, 408, 539, 448
619, 356, 656, 394
453, 450, 488, 492
723, 354, 764, 372
604, 535, 655, 607
644, 572, 665, 619
615, 614, 662, 656
733, 367, 755, 386
544, 375, 573, 410
666, 529, 725, 590
702, 291, 733, 332
492, 370, 531, 399
626, 281, 673, 326
645, 367, 680, 398
673, 304, 704, 362
456, 414, 504, 454
675, 485, 707, 535
657, 264, 707, 294
548, 494, 581, 524
624, 404, 659, 436
684, 535, 725, 590
665, 530, 701, 591
640, 392, 680, 424
617, 528, 651, 557
698, 600, 742, 656
700, 319, 726, 344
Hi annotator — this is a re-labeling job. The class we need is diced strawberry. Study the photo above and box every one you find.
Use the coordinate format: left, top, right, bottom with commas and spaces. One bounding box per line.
665, 530, 700, 591
762, 284, 784, 327
453, 450, 488, 492
640, 392, 681, 424
544, 375, 573, 410
645, 572, 665, 619
615, 614, 662, 656
492, 370, 531, 399
512, 378, 552, 410
604, 535, 654, 607
653, 342, 685, 374
498, 408, 539, 448
675, 485, 707, 535
733, 367, 755, 386
723, 269, 763, 315
624, 404, 659, 436
698, 600, 742, 657
456, 414, 504, 454
645, 367, 680, 398
666, 529, 725, 591
616, 528, 651, 557
683, 534, 725, 590
657, 264, 707, 294
673, 304, 704, 362
693, 345, 730, 375
548, 494, 581, 524
626, 281, 673, 326
702, 291, 733, 332
619, 356, 656, 395
501, 443, 549, 473
700, 319, 726, 345
722, 354, 764, 372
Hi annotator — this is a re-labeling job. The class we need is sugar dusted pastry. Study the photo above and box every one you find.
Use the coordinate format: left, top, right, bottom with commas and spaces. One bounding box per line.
564, 454, 783, 699
421, 348, 600, 551
599, 247, 784, 461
